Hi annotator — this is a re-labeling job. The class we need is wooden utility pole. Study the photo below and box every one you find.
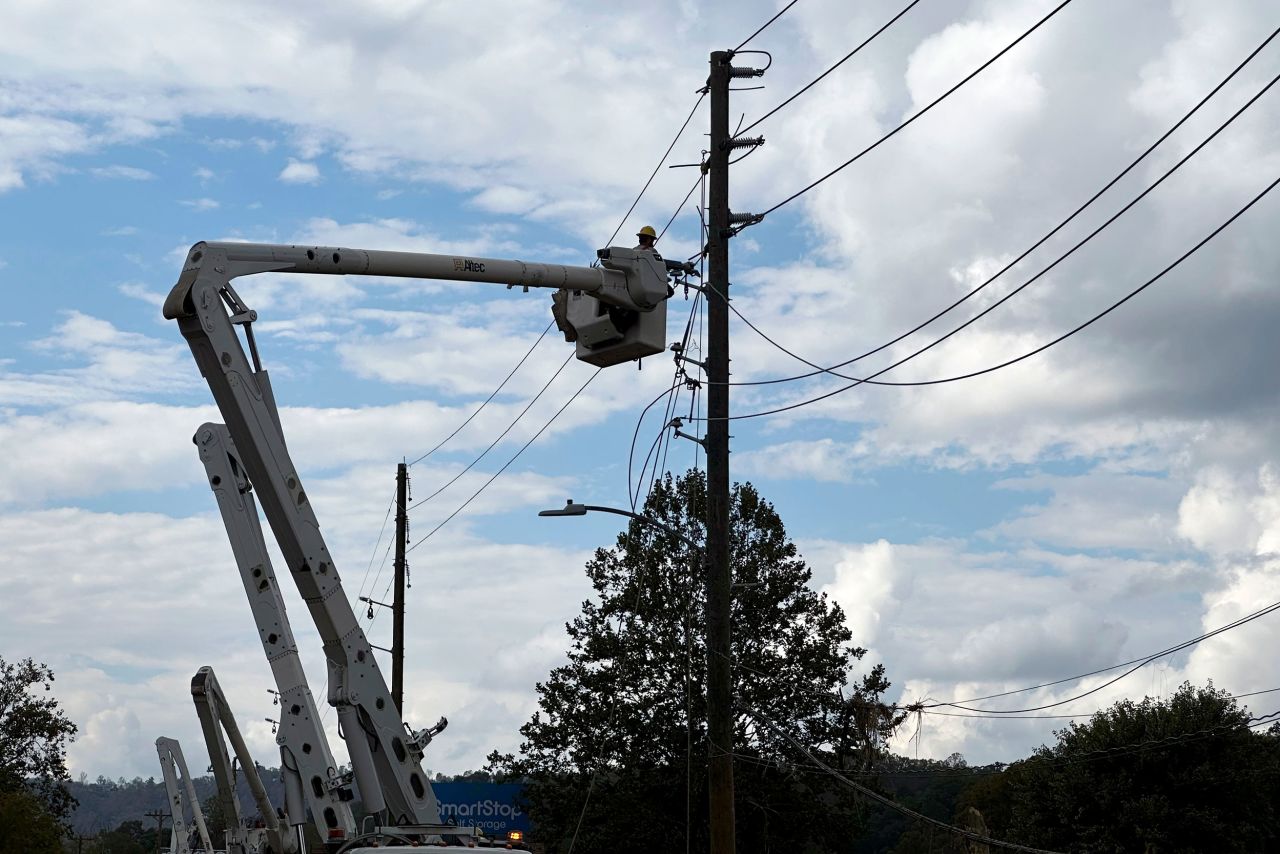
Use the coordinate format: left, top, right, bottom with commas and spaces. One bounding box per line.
392, 461, 409, 714
705, 47, 765, 854
145, 810, 168, 854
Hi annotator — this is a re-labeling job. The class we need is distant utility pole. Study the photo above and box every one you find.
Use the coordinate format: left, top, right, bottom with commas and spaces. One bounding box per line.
145, 809, 168, 854
705, 48, 765, 854
392, 460, 409, 714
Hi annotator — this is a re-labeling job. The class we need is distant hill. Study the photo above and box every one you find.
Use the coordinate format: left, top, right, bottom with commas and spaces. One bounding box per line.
67, 772, 287, 835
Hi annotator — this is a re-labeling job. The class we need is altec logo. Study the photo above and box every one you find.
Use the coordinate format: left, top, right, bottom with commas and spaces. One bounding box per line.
452, 258, 486, 273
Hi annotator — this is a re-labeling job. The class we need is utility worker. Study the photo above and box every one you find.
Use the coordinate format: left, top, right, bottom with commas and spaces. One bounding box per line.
635, 224, 659, 254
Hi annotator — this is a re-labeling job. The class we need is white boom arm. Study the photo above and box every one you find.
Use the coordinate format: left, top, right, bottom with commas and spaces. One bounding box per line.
155, 736, 214, 854
190, 666, 292, 854
196, 422, 358, 847
166, 239, 670, 835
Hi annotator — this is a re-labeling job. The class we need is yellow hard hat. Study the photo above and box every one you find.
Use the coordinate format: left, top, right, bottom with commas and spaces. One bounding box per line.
637, 225, 657, 240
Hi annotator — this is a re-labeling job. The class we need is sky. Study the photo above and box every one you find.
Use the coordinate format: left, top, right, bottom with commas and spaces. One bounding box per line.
2, 0, 1280, 789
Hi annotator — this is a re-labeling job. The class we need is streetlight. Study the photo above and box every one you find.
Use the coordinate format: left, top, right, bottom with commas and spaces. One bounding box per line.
537, 499, 703, 553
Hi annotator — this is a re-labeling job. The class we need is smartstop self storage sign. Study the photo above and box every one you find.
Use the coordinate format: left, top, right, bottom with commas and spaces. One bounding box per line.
434, 782, 531, 837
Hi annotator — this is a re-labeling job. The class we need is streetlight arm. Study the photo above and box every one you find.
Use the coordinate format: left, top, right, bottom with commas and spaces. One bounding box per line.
538, 500, 703, 554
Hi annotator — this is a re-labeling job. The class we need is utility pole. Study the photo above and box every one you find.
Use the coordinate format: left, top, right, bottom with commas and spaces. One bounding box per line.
145, 810, 168, 854
392, 461, 409, 714
705, 49, 736, 854
704, 47, 764, 854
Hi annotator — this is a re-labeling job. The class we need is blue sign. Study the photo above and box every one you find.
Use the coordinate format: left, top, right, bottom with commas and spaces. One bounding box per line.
433, 782, 531, 836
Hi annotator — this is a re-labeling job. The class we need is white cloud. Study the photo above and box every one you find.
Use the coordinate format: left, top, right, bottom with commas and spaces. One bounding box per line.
470, 185, 541, 215
278, 158, 321, 184
89, 164, 155, 180
3, 0, 1280, 777
180, 197, 219, 211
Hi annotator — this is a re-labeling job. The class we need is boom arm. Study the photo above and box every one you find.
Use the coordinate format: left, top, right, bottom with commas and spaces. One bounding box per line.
166, 239, 669, 831
190, 666, 291, 854
196, 423, 357, 844
155, 736, 214, 854
167, 244, 454, 827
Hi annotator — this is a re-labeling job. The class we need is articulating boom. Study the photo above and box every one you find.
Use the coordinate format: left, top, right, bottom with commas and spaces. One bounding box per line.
197, 423, 357, 845
166, 239, 669, 834
155, 736, 215, 854
190, 666, 291, 854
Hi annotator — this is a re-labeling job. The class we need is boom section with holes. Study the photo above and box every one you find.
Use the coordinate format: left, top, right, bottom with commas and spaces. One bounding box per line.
191, 666, 293, 854
164, 239, 672, 830
155, 737, 214, 854
196, 424, 357, 845
166, 244, 441, 826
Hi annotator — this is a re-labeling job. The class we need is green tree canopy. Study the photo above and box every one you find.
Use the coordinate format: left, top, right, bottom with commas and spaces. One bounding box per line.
491, 471, 903, 853
960, 682, 1280, 852
0, 656, 77, 828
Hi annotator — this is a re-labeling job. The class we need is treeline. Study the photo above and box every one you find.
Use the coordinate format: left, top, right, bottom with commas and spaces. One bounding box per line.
65, 768, 500, 839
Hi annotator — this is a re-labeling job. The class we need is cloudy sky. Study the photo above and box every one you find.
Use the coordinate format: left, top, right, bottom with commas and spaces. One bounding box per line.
2, 0, 1279, 787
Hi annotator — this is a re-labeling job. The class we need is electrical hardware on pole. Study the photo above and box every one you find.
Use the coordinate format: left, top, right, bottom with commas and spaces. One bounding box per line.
706, 46, 765, 854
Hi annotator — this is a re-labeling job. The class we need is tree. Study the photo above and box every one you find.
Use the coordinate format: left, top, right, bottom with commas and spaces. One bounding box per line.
0, 788, 65, 853
961, 682, 1280, 852
490, 470, 903, 852
0, 656, 77, 829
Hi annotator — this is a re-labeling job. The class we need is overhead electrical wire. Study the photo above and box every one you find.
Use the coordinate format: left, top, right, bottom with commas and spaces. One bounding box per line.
922, 686, 1280, 721
734, 0, 800, 52
750, 708, 1067, 854
756, 0, 1075, 220
659, 177, 702, 241
731, 595, 1280, 719
922, 596, 1280, 714
705, 165, 1280, 421
603, 93, 708, 249
405, 368, 601, 555
354, 489, 397, 603
740, 0, 924, 135
723, 25, 1280, 390
405, 320, 554, 467
408, 351, 575, 511
738, 707, 1280, 782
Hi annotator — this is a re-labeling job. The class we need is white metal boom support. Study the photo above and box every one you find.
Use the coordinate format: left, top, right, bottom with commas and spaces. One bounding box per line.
196, 423, 357, 846
155, 736, 215, 854
164, 240, 658, 831
190, 666, 291, 854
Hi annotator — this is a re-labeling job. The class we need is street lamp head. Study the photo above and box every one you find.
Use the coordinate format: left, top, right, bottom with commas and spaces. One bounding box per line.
538, 499, 589, 517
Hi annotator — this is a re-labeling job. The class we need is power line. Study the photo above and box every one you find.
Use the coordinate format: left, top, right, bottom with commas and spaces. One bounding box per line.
921, 686, 1280, 721
737, 707, 1280, 781
757, 0, 1076, 220
749, 708, 1067, 854
730, 591, 1280, 720
659, 176, 702, 242
734, 0, 800, 52
408, 350, 574, 511
740, 0, 924, 135
604, 93, 708, 249
704, 166, 1280, 421
405, 368, 601, 554
405, 320, 554, 467
725, 25, 1280, 389
928, 597, 1280, 715
354, 488, 397, 603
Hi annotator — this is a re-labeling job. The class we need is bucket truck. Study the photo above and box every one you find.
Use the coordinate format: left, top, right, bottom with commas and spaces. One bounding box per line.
197, 422, 357, 849
155, 736, 216, 854
165, 241, 674, 844
190, 666, 291, 854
